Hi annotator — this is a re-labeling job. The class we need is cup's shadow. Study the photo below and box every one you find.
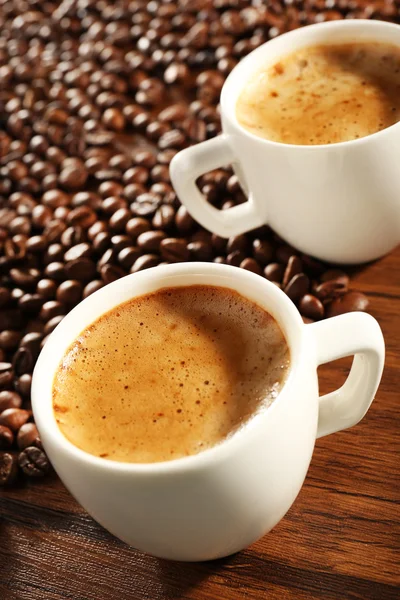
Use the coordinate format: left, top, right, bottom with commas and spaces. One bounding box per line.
152, 553, 240, 599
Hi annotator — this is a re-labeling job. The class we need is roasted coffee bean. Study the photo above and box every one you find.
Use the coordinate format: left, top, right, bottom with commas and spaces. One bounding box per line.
64, 243, 91, 262
240, 258, 263, 275
17, 423, 40, 451
227, 235, 248, 254
44, 262, 66, 281
100, 264, 126, 284
284, 273, 310, 303
0, 409, 31, 432
43, 316, 65, 336
37, 279, 57, 299
0, 391, 22, 412
226, 251, 246, 267
326, 292, 370, 318
65, 258, 96, 282
18, 446, 50, 477
282, 256, 303, 289
0, 426, 14, 450
137, 230, 166, 252
56, 280, 82, 305
160, 238, 190, 262
264, 263, 284, 283
252, 239, 273, 265
0, 331, 22, 351
18, 293, 44, 314
19, 332, 43, 359
313, 280, 348, 303
109, 208, 131, 232
131, 254, 160, 273
10, 268, 40, 289
175, 206, 196, 234
299, 294, 325, 321
39, 300, 65, 322
118, 247, 141, 270
12, 347, 33, 376
187, 241, 213, 261
83, 280, 104, 298
15, 374, 32, 398
152, 205, 176, 230
131, 193, 161, 217
0, 452, 18, 486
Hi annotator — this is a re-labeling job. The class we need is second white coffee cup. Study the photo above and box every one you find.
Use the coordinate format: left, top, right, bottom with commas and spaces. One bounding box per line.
170, 20, 400, 264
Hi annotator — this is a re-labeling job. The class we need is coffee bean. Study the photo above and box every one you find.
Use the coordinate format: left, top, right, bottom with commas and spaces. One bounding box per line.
131, 193, 161, 217
44, 315, 65, 336
282, 256, 303, 288
252, 239, 273, 265
0, 452, 18, 486
284, 273, 310, 303
131, 254, 160, 272
12, 347, 33, 376
64, 243, 92, 262
313, 280, 348, 303
17, 422, 39, 450
160, 238, 190, 262
83, 280, 104, 298
18, 293, 44, 314
320, 269, 350, 287
227, 251, 246, 267
65, 258, 96, 282
100, 263, 126, 284
326, 292, 370, 318
137, 230, 166, 252
15, 374, 32, 398
0, 331, 22, 351
37, 279, 57, 299
299, 294, 325, 321
18, 446, 50, 477
264, 263, 284, 283
175, 205, 196, 234
0, 408, 31, 432
227, 235, 248, 254
39, 300, 65, 322
158, 129, 186, 150
56, 280, 82, 305
0, 425, 14, 450
0, 391, 22, 412
187, 241, 213, 261
240, 258, 263, 275
152, 205, 175, 230
19, 332, 43, 359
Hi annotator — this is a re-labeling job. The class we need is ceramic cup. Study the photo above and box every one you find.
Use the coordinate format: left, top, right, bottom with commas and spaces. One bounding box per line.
32, 263, 385, 561
170, 20, 400, 265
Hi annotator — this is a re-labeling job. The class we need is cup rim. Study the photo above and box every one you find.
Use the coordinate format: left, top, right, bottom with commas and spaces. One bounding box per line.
221, 19, 400, 151
32, 263, 304, 475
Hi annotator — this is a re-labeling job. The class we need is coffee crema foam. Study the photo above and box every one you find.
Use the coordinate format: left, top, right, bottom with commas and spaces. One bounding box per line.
52, 286, 290, 463
236, 42, 400, 145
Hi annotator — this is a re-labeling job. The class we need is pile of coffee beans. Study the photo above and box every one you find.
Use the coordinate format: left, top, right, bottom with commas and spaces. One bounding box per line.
1, 0, 397, 487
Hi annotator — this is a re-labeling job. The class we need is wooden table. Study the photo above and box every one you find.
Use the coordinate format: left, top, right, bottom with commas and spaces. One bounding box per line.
1, 248, 399, 600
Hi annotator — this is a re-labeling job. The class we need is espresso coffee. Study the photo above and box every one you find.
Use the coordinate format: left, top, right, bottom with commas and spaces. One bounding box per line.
52, 285, 290, 463
236, 41, 400, 145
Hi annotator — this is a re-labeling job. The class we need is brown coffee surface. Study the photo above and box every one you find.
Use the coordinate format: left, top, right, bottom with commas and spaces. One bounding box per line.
52, 285, 290, 463
236, 42, 400, 145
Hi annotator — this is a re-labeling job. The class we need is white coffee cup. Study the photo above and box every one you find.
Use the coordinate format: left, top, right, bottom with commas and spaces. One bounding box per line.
32, 263, 384, 561
170, 20, 400, 265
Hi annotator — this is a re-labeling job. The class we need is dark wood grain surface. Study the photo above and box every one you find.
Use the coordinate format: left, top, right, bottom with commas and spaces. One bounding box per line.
1, 247, 399, 600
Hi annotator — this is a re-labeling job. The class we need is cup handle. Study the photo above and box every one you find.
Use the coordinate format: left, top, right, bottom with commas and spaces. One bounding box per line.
306, 312, 385, 438
170, 135, 265, 237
